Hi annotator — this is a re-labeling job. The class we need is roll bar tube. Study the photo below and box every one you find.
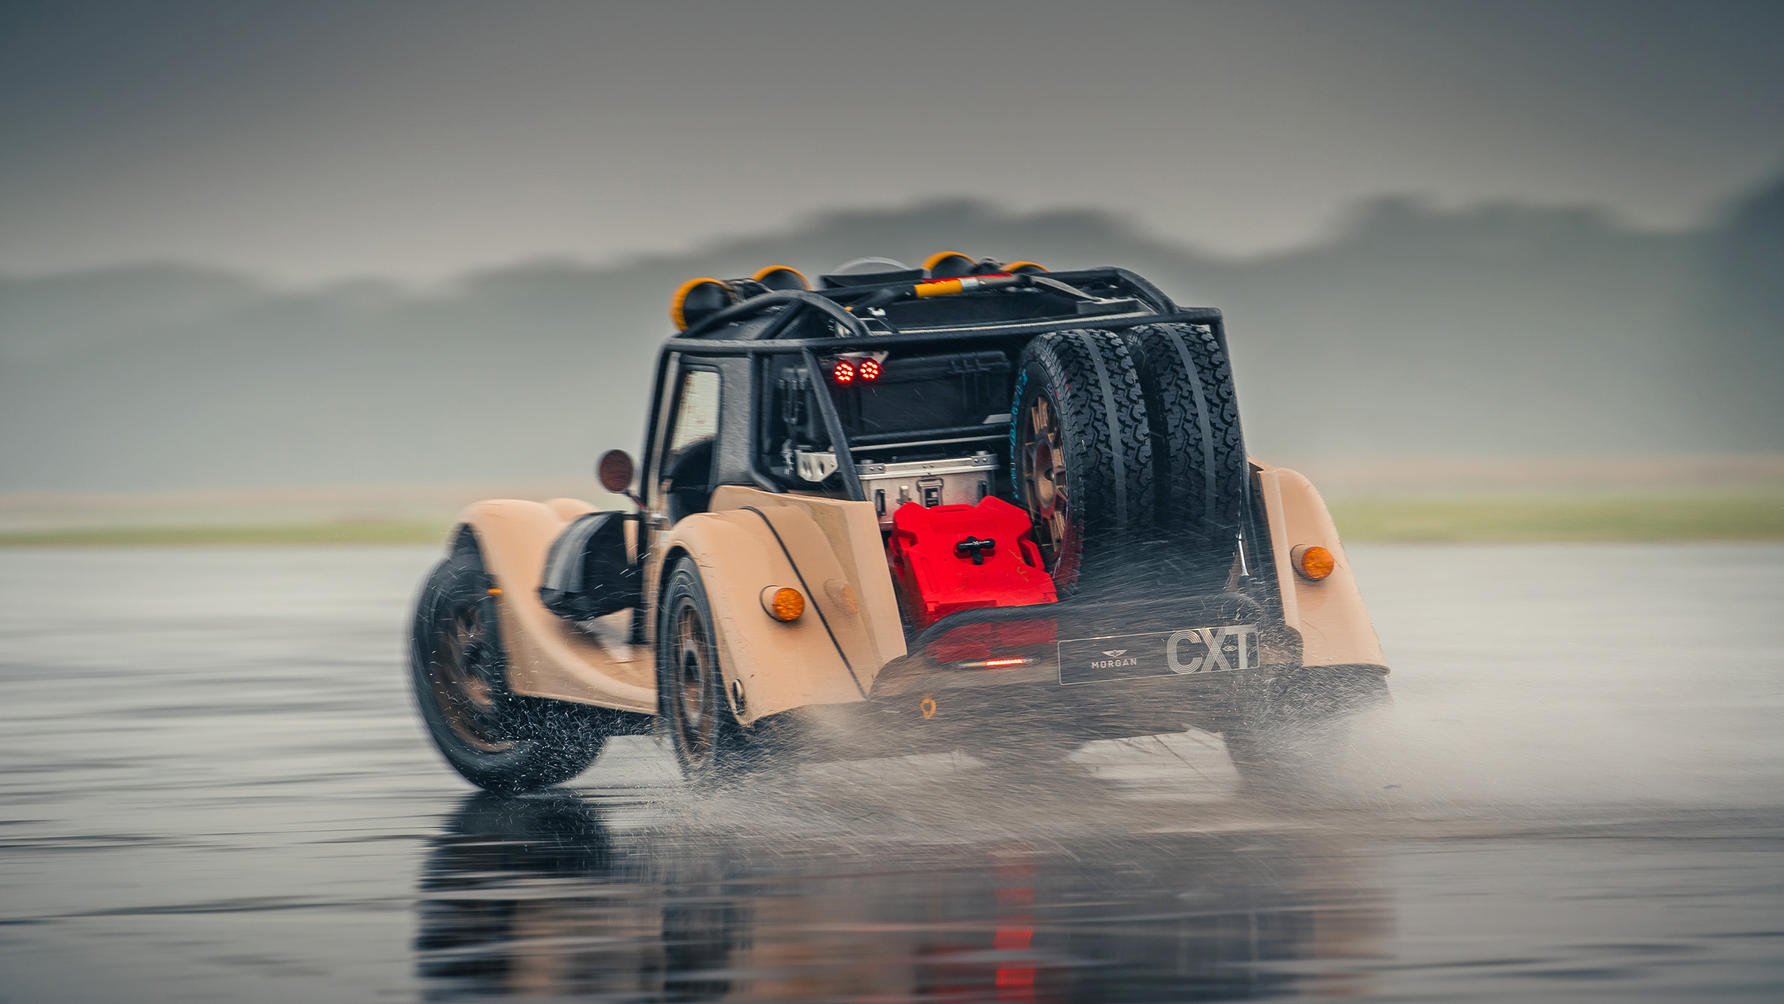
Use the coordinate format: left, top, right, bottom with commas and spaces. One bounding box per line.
800, 346, 866, 502
680, 290, 872, 340
674, 267, 1181, 343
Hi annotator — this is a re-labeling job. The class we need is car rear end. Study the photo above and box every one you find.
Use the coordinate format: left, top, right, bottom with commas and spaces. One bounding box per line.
683, 261, 1385, 762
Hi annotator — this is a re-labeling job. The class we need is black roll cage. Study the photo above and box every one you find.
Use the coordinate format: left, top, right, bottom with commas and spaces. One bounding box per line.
638, 267, 1229, 506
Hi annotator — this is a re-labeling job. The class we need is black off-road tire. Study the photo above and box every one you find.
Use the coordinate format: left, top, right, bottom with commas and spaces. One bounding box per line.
1124, 322, 1248, 589
1010, 330, 1155, 594
409, 545, 607, 793
657, 557, 764, 785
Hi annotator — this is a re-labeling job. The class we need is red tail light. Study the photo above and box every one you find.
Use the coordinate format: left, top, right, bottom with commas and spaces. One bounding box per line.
832, 359, 856, 384
951, 655, 1035, 670
859, 358, 881, 382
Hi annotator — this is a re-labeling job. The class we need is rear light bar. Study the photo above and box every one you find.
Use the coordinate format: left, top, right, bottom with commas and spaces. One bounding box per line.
952, 656, 1035, 670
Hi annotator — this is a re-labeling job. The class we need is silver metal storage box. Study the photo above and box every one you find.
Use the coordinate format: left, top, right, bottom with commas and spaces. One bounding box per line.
855, 452, 998, 528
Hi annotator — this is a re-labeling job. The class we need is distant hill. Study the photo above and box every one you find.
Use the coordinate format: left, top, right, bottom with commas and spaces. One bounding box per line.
2, 175, 1779, 493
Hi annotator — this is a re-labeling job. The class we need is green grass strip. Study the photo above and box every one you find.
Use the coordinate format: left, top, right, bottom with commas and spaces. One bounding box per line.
0, 520, 448, 548
0, 495, 1780, 547
1329, 494, 1784, 542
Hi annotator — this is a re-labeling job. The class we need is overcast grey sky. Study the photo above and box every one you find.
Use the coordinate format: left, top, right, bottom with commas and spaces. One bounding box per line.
2, 0, 1780, 283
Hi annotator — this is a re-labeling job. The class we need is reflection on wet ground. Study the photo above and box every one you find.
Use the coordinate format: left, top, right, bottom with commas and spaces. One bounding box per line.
417, 785, 1392, 1002
2, 545, 1782, 1001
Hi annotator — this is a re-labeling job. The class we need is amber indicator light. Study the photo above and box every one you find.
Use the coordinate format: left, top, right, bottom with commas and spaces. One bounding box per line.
762, 586, 805, 622
1292, 545, 1336, 581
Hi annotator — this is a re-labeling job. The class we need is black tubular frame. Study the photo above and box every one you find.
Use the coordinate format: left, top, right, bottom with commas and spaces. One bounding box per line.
641, 266, 1229, 505
800, 345, 867, 500
672, 267, 1199, 349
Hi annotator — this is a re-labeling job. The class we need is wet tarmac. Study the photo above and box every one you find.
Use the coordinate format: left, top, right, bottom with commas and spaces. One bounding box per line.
1, 544, 1781, 1001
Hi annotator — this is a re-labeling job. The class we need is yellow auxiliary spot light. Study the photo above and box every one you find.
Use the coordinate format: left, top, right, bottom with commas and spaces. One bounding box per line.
1291, 544, 1336, 582
922, 250, 975, 278
1005, 260, 1048, 275
750, 265, 810, 291
670, 277, 736, 331
760, 585, 805, 623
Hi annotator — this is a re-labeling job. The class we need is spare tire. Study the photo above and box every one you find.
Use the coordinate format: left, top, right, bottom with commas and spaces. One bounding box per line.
1010, 330, 1155, 593
1124, 322, 1248, 586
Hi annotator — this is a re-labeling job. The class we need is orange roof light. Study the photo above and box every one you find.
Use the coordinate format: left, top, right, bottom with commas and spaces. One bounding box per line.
750, 264, 810, 291
1291, 544, 1336, 582
922, 250, 975, 277
761, 586, 805, 622
669, 277, 735, 331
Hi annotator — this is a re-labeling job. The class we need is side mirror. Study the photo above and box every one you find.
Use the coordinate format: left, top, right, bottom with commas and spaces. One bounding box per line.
597, 449, 636, 494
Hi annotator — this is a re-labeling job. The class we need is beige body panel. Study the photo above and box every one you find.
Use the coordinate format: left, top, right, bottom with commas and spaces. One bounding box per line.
1252, 461, 1387, 669
454, 499, 658, 713
460, 486, 903, 724
457, 460, 1378, 723
651, 487, 907, 724
707, 486, 907, 672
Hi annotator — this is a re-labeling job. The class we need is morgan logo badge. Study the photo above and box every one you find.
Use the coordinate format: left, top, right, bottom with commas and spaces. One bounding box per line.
1056, 624, 1260, 686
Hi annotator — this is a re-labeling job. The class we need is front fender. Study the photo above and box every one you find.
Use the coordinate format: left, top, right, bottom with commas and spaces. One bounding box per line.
656, 510, 872, 724
451, 498, 658, 714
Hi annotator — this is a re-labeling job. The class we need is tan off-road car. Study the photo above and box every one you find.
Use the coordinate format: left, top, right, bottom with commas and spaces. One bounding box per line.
408, 254, 1387, 792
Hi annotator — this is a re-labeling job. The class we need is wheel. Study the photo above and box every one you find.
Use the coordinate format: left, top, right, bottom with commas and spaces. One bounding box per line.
1223, 667, 1389, 797
657, 556, 761, 783
409, 544, 606, 793
1010, 330, 1155, 593
1124, 322, 1248, 590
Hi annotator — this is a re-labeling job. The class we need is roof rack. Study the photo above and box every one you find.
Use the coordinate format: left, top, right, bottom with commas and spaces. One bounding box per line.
673, 267, 1187, 345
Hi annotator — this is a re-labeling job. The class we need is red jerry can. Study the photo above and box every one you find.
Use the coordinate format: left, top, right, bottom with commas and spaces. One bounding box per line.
886, 496, 1058, 631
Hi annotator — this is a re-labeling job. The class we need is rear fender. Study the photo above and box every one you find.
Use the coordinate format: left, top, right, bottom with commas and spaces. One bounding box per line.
1253, 464, 1387, 671
655, 510, 873, 724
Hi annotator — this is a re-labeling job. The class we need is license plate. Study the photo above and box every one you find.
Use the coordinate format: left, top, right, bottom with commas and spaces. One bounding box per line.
1056, 625, 1259, 686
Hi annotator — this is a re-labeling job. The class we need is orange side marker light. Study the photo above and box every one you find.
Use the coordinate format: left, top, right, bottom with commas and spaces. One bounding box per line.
1291, 545, 1335, 581
761, 585, 805, 622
